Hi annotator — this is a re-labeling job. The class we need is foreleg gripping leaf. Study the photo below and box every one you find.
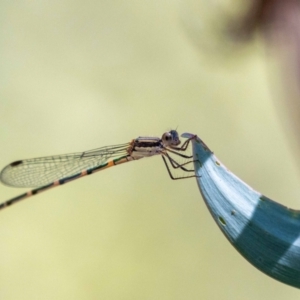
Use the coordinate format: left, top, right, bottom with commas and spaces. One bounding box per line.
182, 133, 300, 288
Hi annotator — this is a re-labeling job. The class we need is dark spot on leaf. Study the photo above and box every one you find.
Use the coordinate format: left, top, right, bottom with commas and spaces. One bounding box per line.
259, 195, 266, 201
218, 216, 226, 226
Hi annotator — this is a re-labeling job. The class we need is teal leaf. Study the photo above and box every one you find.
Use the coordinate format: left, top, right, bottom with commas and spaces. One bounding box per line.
183, 133, 300, 288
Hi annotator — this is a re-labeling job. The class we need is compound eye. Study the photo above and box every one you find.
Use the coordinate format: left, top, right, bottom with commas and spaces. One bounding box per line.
162, 132, 172, 143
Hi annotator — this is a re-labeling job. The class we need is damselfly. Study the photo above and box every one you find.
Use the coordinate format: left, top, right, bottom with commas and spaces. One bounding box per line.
0, 130, 197, 211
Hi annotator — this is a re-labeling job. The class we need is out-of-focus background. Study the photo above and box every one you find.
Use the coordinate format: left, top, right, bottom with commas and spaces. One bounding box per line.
1, 0, 300, 299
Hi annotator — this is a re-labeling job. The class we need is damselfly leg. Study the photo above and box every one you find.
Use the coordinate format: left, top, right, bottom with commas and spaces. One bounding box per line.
161, 134, 199, 180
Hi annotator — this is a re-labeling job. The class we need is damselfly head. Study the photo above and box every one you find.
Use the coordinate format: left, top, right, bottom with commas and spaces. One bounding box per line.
161, 130, 181, 147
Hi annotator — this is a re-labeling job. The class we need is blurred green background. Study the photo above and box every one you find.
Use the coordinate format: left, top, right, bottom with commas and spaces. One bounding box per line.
1, 0, 300, 299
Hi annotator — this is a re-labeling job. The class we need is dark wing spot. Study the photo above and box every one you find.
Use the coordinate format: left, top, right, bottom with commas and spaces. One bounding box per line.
10, 160, 23, 167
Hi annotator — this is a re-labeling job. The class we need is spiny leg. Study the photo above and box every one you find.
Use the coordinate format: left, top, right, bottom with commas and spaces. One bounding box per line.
163, 153, 196, 172
169, 135, 197, 152
161, 156, 200, 180
166, 148, 193, 159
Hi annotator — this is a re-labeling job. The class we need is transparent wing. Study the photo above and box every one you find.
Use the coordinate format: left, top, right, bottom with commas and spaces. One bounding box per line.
0, 143, 130, 188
